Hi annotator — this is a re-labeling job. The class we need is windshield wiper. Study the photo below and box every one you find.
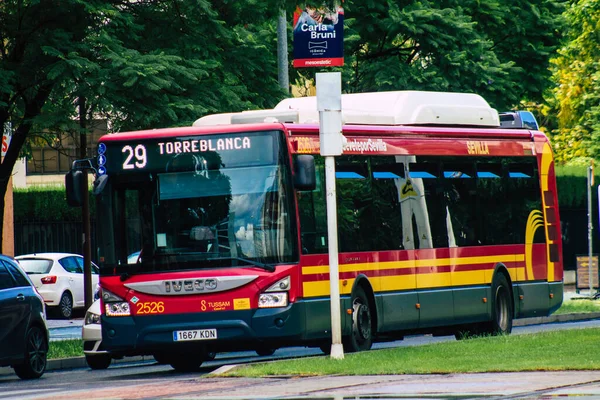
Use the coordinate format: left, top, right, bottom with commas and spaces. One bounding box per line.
207, 256, 275, 272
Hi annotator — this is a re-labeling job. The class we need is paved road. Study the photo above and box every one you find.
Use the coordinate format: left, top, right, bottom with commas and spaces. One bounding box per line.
47, 318, 83, 341
3, 318, 600, 399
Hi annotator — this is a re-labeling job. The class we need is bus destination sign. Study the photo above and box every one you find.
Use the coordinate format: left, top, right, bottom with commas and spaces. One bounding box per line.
97, 133, 275, 175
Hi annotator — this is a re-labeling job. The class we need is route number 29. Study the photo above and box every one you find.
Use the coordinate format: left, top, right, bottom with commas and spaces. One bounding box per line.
122, 145, 147, 170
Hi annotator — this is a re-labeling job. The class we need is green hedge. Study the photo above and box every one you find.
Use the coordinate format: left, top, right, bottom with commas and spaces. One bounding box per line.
14, 186, 95, 222
555, 165, 598, 209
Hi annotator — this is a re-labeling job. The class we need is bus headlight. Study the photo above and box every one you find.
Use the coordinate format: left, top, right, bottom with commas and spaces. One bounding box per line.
258, 292, 288, 308
105, 302, 131, 317
102, 289, 131, 317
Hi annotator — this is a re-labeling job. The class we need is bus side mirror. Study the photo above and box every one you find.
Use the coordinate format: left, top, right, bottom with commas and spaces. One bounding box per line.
294, 155, 316, 191
65, 170, 84, 207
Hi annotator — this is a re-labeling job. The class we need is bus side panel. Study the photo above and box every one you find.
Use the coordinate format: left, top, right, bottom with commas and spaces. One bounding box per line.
378, 291, 419, 331
414, 249, 454, 328
514, 282, 549, 318
535, 134, 564, 283
453, 286, 490, 325
302, 297, 336, 340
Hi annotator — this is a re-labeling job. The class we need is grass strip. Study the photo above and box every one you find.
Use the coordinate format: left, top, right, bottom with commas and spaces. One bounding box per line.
48, 339, 83, 360
223, 328, 600, 377
555, 299, 600, 314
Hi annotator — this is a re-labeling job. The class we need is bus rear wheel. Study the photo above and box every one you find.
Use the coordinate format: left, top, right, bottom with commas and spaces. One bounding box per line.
484, 273, 513, 335
343, 286, 373, 353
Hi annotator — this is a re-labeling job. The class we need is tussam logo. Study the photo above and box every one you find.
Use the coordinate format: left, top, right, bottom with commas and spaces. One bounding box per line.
164, 279, 218, 293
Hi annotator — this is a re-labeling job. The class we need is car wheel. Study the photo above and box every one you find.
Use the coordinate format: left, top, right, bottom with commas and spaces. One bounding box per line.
58, 292, 73, 319
153, 353, 168, 364
13, 325, 48, 379
169, 358, 203, 372
85, 354, 112, 370
255, 348, 276, 357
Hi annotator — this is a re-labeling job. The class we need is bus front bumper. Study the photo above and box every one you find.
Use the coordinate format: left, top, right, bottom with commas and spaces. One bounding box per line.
101, 302, 308, 356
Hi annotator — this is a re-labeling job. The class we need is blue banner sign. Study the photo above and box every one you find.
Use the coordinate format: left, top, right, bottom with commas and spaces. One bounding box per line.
293, 2, 344, 68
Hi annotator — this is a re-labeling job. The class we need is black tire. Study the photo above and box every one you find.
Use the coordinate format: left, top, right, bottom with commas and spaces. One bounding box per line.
154, 353, 168, 364
255, 348, 275, 357
58, 292, 73, 319
13, 326, 48, 379
318, 342, 331, 355
169, 357, 203, 372
85, 354, 112, 370
343, 285, 373, 353
484, 273, 514, 335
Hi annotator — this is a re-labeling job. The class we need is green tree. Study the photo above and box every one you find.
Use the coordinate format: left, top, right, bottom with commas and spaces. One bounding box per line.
547, 0, 600, 163
0, 0, 287, 247
290, 0, 564, 112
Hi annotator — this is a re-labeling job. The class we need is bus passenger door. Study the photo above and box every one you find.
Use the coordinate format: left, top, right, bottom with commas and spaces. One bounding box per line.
445, 159, 488, 324
406, 159, 454, 328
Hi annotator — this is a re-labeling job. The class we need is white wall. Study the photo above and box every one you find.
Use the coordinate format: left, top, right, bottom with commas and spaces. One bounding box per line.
12, 158, 27, 189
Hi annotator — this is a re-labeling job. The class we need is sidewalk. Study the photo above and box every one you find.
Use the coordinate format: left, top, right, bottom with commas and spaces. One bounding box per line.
195, 371, 600, 398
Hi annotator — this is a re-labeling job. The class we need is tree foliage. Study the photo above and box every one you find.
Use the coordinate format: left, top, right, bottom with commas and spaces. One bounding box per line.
547, 0, 600, 163
0, 0, 287, 247
289, 0, 564, 112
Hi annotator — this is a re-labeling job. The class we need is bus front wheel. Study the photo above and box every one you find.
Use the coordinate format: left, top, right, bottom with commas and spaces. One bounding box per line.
343, 286, 373, 353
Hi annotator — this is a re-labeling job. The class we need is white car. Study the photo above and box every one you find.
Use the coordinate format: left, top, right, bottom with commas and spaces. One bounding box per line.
82, 299, 112, 370
16, 253, 99, 319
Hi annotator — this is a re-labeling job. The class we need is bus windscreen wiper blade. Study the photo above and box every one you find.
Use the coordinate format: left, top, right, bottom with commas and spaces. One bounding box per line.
208, 256, 275, 272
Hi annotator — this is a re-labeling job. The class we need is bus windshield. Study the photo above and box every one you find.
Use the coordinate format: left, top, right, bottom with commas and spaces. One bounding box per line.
97, 130, 298, 275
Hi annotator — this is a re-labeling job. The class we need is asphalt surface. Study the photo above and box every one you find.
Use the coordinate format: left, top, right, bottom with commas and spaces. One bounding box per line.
2, 289, 600, 399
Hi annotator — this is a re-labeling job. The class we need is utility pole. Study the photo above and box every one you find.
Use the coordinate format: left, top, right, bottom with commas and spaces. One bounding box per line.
317, 72, 344, 360
277, 6, 289, 93
79, 96, 93, 310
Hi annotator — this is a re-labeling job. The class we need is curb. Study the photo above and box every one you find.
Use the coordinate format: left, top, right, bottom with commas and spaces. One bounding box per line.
2, 313, 599, 378
513, 312, 600, 326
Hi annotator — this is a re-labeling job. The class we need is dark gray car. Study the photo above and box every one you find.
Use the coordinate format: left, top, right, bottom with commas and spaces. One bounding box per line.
0, 254, 49, 379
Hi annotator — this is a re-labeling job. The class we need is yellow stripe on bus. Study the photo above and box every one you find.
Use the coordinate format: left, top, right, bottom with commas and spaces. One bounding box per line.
302, 254, 525, 276
302, 266, 525, 297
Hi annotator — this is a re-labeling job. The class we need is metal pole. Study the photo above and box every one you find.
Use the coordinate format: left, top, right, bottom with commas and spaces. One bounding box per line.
316, 72, 344, 359
277, 7, 289, 93
325, 155, 343, 359
588, 165, 593, 295
79, 96, 93, 310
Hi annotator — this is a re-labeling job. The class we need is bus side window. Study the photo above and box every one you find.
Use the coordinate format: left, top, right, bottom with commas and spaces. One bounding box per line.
335, 156, 371, 252
370, 156, 405, 251
476, 160, 508, 245
408, 158, 447, 249
296, 155, 328, 254
506, 158, 544, 244
442, 159, 479, 247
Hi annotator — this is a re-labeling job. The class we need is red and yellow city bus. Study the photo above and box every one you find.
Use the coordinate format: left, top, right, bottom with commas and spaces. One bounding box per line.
68, 91, 563, 371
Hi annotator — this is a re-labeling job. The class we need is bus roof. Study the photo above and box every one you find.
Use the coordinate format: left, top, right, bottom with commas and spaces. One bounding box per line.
194, 91, 500, 128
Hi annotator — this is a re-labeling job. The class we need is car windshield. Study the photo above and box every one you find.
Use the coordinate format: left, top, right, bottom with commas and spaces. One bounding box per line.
97, 130, 298, 274
17, 258, 53, 274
